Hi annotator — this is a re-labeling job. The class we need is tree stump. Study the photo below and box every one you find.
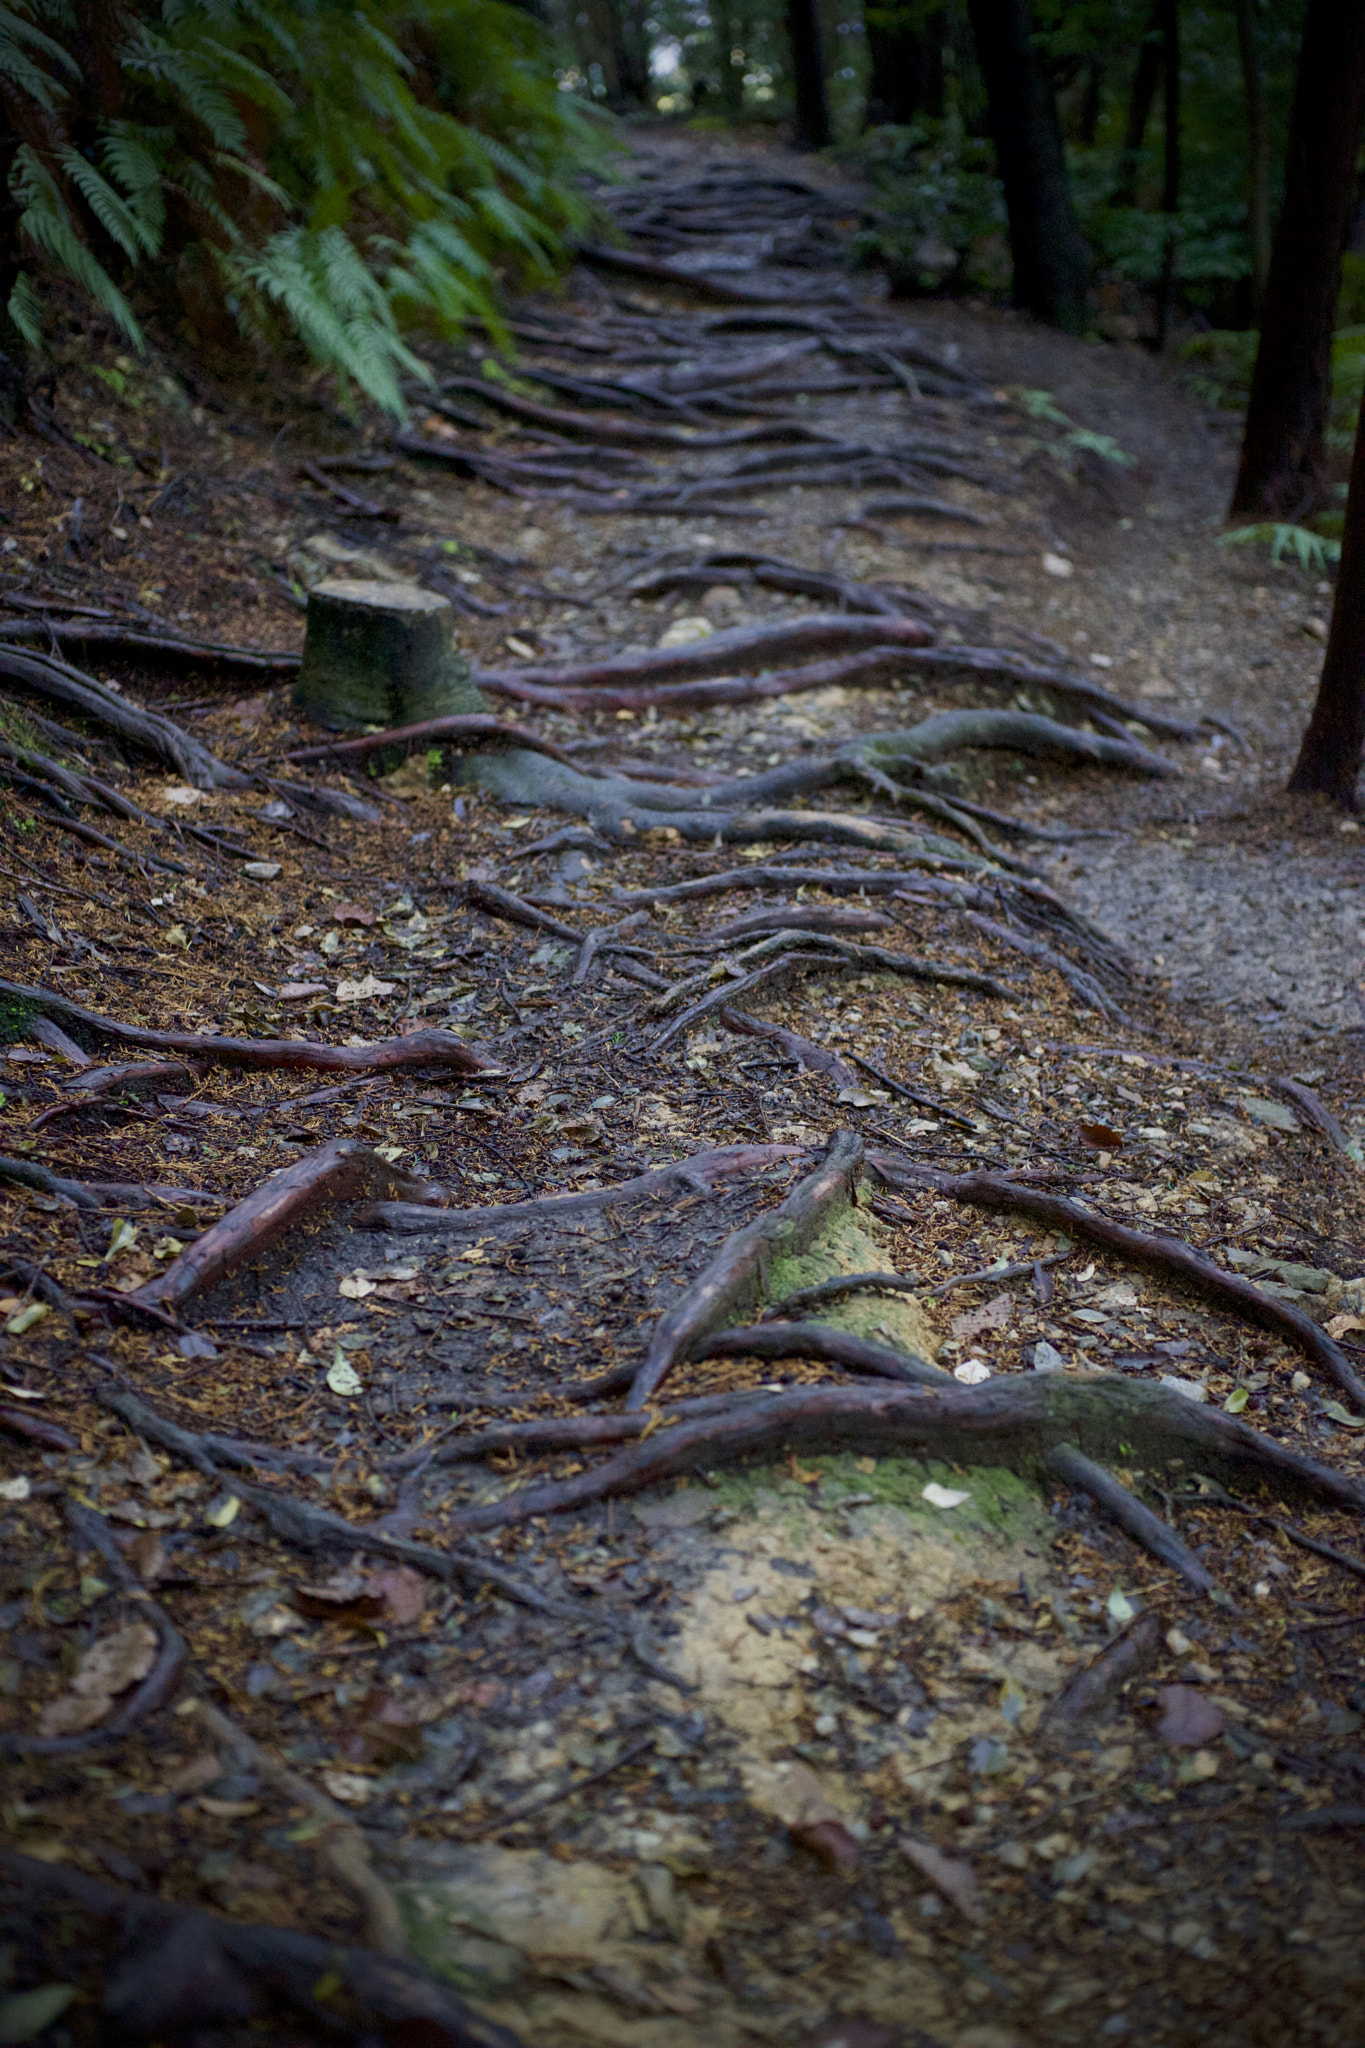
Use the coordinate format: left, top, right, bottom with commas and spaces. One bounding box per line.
293, 580, 486, 730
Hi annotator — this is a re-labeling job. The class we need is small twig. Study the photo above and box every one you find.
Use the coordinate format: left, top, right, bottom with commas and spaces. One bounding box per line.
461, 1734, 655, 1841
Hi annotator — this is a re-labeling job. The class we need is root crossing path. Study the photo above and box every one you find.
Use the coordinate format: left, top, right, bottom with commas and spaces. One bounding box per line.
1, 127, 1364, 2048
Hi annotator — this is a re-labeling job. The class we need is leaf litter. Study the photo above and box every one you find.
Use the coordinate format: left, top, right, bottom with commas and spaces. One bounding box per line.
0, 131, 1364, 2048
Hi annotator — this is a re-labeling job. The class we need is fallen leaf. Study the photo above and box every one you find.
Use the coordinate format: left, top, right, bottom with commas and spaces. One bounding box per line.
1327, 1313, 1365, 1339
338, 1274, 375, 1300
331, 902, 376, 926
36, 1691, 112, 1737
1223, 1386, 1249, 1414
243, 860, 282, 881
953, 1358, 992, 1385
1240, 1095, 1298, 1132
278, 982, 329, 1000
950, 1292, 1011, 1341
1319, 1400, 1365, 1429
335, 974, 395, 1003
4, 1304, 47, 1336
900, 1835, 984, 1922
163, 1752, 223, 1795
1078, 1121, 1123, 1151
326, 1352, 362, 1396
1032, 1339, 1067, 1373
0, 1477, 31, 1502
792, 1817, 860, 1874
1106, 1589, 1136, 1626
70, 1622, 157, 1699
921, 1482, 970, 1508
321, 1768, 375, 1804
1156, 1685, 1225, 1747
160, 785, 202, 808
0, 1984, 79, 2042
372, 1566, 428, 1627
204, 1492, 240, 1528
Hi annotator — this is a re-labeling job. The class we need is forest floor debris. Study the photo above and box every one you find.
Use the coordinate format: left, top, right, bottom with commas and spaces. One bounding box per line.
1, 127, 1364, 2048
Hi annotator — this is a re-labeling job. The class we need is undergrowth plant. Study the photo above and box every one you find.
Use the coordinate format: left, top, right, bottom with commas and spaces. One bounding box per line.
0, 0, 597, 413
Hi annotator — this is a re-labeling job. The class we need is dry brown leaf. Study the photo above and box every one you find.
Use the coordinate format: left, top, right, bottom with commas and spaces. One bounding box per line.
900, 1835, 985, 1923
70, 1622, 158, 1699
372, 1565, 428, 1627
950, 1291, 1012, 1342
1155, 1685, 1225, 1748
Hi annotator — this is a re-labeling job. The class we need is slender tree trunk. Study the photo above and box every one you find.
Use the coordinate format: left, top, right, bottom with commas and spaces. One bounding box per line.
966, 0, 1090, 332
0, 87, 29, 425
1287, 380, 1365, 805
1079, 53, 1104, 145
786, 0, 830, 149
1111, 3, 1163, 207
1232, 0, 1270, 318
1230, 0, 1365, 521
864, 6, 946, 128
713, 0, 744, 118
1154, 0, 1180, 351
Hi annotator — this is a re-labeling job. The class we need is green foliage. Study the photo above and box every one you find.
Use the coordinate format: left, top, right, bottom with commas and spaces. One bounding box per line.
838, 119, 1008, 296
1219, 524, 1342, 575
1, 0, 595, 411
1011, 386, 1133, 467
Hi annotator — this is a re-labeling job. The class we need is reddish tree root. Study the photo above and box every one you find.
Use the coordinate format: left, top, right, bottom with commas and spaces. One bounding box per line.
698, 1321, 952, 1387
124, 1140, 445, 1314
443, 1374, 1365, 1540
627, 1129, 865, 1409
474, 612, 933, 694
873, 1163, 1365, 1410
0, 979, 498, 1078
358, 1142, 805, 1234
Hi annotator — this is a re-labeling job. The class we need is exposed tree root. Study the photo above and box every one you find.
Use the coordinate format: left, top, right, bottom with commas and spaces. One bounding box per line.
124, 1140, 446, 1315
474, 612, 933, 692
0, 621, 299, 673
627, 1129, 865, 1408
97, 1386, 569, 1615
718, 1005, 859, 1088
1044, 1445, 1217, 1593
761, 1269, 928, 1318
1, 1500, 185, 1757
435, 374, 839, 447
278, 712, 580, 771
0, 1850, 525, 2048
0, 979, 499, 1078
963, 911, 1134, 1025
1037, 1612, 1163, 1736
871, 1163, 1365, 1410
0, 646, 243, 790
31, 1057, 207, 1128
192, 1698, 407, 1957
0, 1154, 219, 1211
358, 1141, 805, 1235
698, 1320, 952, 1388
443, 1373, 1365, 1542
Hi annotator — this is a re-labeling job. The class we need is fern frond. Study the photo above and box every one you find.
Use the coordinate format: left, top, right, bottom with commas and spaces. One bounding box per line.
7, 269, 43, 347
11, 144, 143, 345
59, 146, 160, 257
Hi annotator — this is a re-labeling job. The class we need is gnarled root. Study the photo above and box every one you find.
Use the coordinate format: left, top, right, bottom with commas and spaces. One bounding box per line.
0, 979, 499, 1079
0, 1849, 526, 2047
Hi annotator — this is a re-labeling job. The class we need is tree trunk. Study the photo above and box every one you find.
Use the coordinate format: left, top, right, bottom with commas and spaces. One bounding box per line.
1232, 0, 1271, 318
1110, 3, 1162, 207
965, 0, 1090, 333
1287, 379, 1365, 806
864, 5, 946, 128
713, 0, 745, 119
607, 0, 652, 107
785, 0, 830, 149
1229, 0, 1365, 521
293, 582, 486, 732
1079, 53, 1104, 145
1154, 0, 1180, 352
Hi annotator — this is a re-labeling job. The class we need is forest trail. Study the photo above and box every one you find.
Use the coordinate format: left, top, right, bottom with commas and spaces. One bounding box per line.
1, 127, 1365, 2048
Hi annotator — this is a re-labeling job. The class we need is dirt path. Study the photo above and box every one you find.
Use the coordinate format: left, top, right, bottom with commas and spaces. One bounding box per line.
1, 126, 1364, 2048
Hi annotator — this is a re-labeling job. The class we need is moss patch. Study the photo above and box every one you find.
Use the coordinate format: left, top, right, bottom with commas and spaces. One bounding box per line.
765, 1193, 941, 1361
